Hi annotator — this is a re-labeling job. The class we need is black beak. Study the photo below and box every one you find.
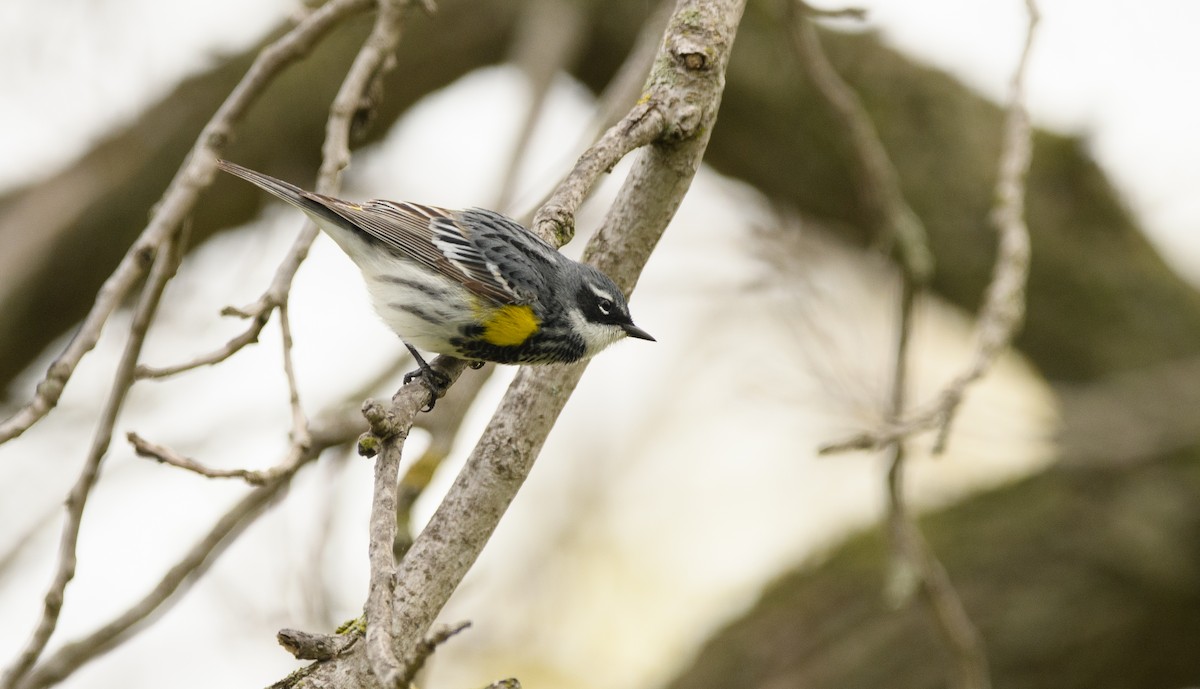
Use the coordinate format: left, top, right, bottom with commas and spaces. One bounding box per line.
622, 323, 656, 342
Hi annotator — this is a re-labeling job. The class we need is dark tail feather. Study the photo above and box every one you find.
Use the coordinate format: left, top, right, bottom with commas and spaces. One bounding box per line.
216, 160, 346, 227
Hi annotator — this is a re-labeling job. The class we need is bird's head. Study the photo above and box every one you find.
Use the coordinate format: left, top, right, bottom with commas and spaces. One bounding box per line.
566, 263, 655, 358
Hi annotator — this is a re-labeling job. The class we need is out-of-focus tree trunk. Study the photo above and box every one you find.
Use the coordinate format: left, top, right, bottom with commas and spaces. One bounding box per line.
664, 447, 1200, 689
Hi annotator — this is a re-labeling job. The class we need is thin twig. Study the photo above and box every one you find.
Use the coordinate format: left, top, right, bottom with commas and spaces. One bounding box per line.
882, 282, 991, 689
530, 101, 666, 245
822, 0, 1040, 684
0, 0, 373, 439
2, 228, 185, 689
888, 474, 992, 688
929, 0, 1040, 451
141, 0, 416, 385
318, 0, 415, 190
127, 432, 275, 485
888, 454, 991, 689
14, 353, 368, 689
129, 6, 418, 675
278, 303, 311, 448
787, 0, 1018, 682
13, 411, 362, 689
134, 307, 273, 379
395, 621, 471, 688
819, 0, 1039, 456
515, 0, 671, 224
788, 1, 932, 282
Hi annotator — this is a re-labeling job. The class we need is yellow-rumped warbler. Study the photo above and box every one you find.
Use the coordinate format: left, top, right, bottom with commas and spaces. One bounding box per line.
217, 160, 653, 402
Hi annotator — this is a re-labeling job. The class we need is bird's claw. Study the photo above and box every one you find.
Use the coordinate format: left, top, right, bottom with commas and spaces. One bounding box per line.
403, 366, 451, 412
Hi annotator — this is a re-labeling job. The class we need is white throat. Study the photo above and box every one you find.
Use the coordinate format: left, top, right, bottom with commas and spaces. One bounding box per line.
568, 308, 626, 358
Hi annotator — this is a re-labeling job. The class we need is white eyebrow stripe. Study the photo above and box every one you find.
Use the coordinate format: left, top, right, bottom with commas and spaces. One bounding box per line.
588, 284, 615, 302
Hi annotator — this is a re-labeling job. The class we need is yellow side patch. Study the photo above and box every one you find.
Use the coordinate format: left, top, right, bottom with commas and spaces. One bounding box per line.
481, 304, 540, 347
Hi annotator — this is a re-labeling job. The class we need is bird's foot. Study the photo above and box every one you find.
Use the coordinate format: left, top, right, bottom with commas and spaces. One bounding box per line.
402, 343, 451, 412
403, 365, 451, 412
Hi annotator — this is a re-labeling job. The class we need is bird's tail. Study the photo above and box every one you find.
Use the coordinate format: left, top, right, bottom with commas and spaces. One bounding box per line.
216, 160, 347, 228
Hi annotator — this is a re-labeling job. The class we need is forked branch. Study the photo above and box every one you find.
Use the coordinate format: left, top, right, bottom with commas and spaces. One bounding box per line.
0, 0, 373, 445
819, 0, 1040, 456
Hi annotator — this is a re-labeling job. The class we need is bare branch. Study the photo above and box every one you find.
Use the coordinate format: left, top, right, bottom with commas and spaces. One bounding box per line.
513, 0, 672, 224
787, 2, 1038, 684
0, 244, 152, 439
13, 413, 362, 689
395, 621, 470, 688
819, 0, 1040, 456
106, 8, 421, 678
140, 0, 415, 387
134, 307, 273, 379
929, 0, 1040, 451
362, 397, 407, 687
881, 284, 991, 689
278, 303, 311, 447
886, 483, 991, 688
16, 457, 302, 689
127, 432, 267, 484
788, 2, 932, 282
318, 0, 413, 190
821, 1, 1041, 685
531, 101, 666, 245
395, 364, 494, 560
3, 228, 185, 689
0, 0, 373, 443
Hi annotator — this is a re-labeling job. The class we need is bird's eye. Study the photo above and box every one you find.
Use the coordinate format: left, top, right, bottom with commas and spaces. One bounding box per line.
597, 298, 613, 315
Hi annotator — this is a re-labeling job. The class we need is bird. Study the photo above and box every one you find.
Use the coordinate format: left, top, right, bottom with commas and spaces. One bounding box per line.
216, 160, 654, 408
